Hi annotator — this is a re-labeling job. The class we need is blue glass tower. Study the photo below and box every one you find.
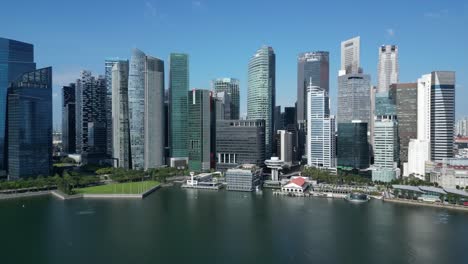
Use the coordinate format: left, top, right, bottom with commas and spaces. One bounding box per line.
7, 67, 52, 179
0, 38, 36, 175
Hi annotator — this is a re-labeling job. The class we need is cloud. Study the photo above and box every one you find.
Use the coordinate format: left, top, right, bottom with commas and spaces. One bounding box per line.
386, 28, 395, 37
424, 9, 448, 18
145, 1, 157, 17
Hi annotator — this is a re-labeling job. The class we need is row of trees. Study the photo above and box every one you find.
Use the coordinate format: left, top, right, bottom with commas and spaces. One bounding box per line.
301, 167, 372, 186
95, 167, 189, 183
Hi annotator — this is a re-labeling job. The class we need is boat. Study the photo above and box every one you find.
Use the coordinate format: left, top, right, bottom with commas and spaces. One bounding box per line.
345, 193, 370, 203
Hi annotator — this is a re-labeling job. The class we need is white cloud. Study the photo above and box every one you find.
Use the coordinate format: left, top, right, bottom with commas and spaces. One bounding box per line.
386, 28, 395, 37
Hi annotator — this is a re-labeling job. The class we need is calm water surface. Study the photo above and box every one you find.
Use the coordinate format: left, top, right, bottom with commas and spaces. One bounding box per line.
1, 187, 467, 264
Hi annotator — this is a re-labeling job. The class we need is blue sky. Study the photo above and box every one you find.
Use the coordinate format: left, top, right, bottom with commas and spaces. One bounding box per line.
1, 0, 467, 129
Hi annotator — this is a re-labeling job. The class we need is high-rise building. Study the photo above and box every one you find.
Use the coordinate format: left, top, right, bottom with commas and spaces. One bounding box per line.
188, 89, 215, 171
372, 118, 399, 182
111, 61, 131, 169
169, 53, 189, 160
7, 67, 52, 179
431, 71, 455, 161
75, 71, 107, 163
216, 119, 265, 171
105, 58, 127, 157
389, 83, 417, 167
337, 122, 369, 170
62, 83, 76, 154
247, 46, 275, 158
128, 49, 165, 170
0, 37, 36, 175
337, 74, 371, 124
214, 91, 231, 120
456, 117, 468, 137
277, 130, 293, 165
340, 36, 361, 75
212, 78, 239, 119
377, 45, 399, 93
307, 80, 336, 169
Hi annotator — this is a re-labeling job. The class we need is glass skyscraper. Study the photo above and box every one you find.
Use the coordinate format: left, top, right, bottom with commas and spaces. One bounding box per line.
212, 78, 239, 119
247, 46, 275, 158
337, 73, 371, 124
337, 122, 369, 170
169, 53, 189, 160
0, 37, 36, 174
7, 67, 52, 179
62, 83, 76, 154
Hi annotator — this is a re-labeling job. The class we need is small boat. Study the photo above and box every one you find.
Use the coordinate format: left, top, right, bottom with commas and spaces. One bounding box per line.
345, 193, 370, 203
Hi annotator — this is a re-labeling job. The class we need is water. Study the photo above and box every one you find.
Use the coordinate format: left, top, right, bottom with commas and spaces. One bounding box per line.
1, 187, 467, 264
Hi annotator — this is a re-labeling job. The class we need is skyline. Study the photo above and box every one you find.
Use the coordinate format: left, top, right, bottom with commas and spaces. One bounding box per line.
1, 0, 467, 128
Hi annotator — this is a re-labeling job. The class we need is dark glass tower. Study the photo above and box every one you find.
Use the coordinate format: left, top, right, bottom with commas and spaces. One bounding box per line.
337, 122, 369, 170
0, 37, 36, 174
7, 67, 52, 179
62, 83, 76, 154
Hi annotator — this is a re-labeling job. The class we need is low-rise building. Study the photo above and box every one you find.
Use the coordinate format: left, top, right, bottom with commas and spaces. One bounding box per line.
226, 164, 262, 192
428, 158, 468, 189
281, 176, 309, 194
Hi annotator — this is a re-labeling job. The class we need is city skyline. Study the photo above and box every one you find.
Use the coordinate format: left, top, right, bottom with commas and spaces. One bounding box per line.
1, 0, 466, 129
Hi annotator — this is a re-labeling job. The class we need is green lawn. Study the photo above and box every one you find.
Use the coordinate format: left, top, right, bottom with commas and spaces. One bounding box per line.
75, 181, 160, 194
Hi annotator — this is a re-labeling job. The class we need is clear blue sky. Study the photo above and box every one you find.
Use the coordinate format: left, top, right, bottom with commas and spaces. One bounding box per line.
1, 0, 467, 129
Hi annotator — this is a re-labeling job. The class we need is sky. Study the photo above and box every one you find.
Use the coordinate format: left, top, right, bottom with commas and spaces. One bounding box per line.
1, 0, 467, 129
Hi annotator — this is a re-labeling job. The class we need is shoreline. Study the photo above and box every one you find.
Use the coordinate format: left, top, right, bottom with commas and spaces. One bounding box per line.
383, 197, 468, 212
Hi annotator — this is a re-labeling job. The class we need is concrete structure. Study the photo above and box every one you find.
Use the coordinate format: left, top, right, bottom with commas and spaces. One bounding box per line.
456, 118, 468, 137
265, 157, 284, 181
340, 36, 361, 75
277, 130, 293, 165
128, 49, 165, 169
216, 119, 265, 171
212, 78, 239, 119
428, 158, 468, 189
407, 139, 430, 179
111, 61, 131, 169
377, 45, 399, 93
226, 164, 262, 192
214, 91, 231, 120
372, 118, 399, 182
0, 37, 36, 175
247, 46, 275, 158
62, 83, 76, 154
7, 67, 52, 179
169, 53, 189, 160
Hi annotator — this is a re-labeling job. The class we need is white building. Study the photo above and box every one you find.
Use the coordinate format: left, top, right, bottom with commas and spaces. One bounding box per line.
377, 45, 399, 93
456, 118, 468, 137
340, 36, 361, 75
281, 176, 309, 194
372, 118, 399, 182
406, 139, 430, 179
428, 159, 468, 189
277, 130, 293, 165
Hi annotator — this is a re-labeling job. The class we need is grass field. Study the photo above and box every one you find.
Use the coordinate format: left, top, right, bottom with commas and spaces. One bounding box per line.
75, 181, 160, 194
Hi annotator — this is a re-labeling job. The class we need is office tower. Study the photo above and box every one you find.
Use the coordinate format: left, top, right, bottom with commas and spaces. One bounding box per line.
247, 46, 275, 158
377, 45, 399, 93
337, 122, 369, 169
431, 71, 455, 161
372, 118, 399, 182
7, 67, 52, 179
62, 83, 76, 154
111, 61, 131, 169
456, 117, 468, 136
75, 71, 107, 163
0, 37, 36, 175
337, 74, 371, 123
283, 107, 296, 128
128, 49, 165, 170
216, 119, 265, 171
277, 130, 293, 165
105, 58, 127, 157
187, 89, 214, 171
340, 36, 361, 75
214, 91, 231, 120
306, 80, 336, 169
389, 83, 417, 167
226, 164, 263, 192
212, 78, 239, 119
169, 53, 189, 160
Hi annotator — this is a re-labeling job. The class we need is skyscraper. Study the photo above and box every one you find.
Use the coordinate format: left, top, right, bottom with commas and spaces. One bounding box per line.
7, 67, 52, 179
340, 36, 361, 75
431, 71, 455, 161
187, 89, 214, 171
62, 83, 76, 154
111, 61, 131, 169
277, 130, 293, 165
0, 37, 36, 175
75, 71, 107, 163
169, 53, 189, 160
377, 45, 399, 93
247, 46, 275, 158
212, 78, 239, 119
214, 91, 231, 120
337, 122, 369, 169
372, 118, 399, 182
105, 58, 127, 157
306, 80, 336, 169
456, 117, 468, 137
128, 49, 165, 170
337, 74, 371, 124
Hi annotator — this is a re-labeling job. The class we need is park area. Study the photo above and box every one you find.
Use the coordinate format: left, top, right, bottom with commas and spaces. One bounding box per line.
75, 181, 159, 195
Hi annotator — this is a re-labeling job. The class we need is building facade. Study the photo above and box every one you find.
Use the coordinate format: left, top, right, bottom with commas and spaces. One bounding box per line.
337, 73, 371, 124
372, 118, 399, 182
216, 119, 265, 171
277, 130, 293, 165
456, 117, 468, 137
247, 46, 275, 158
226, 164, 262, 192
212, 78, 239, 119
62, 83, 76, 154
340, 36, 361, 75
337, 122, 369, 170
7, 67, 52, 179
377, 45, 399, 93
169, 53, 189, 160
0, 37, 36, 175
